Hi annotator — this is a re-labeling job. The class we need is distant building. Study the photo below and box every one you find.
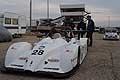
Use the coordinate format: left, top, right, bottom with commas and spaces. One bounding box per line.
0, 12, 28, 35
60, 4, 86, 23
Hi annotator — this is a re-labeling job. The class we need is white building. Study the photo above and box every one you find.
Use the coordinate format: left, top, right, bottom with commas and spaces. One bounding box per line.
0, 12, 29, 35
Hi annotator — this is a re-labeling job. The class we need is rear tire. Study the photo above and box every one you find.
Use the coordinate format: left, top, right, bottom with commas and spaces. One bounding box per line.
77, 46, 81, 65
0, 66, 7, 73
0, 60, 7, 73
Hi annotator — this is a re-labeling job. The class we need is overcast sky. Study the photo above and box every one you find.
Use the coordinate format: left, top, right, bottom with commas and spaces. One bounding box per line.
0, 0, 120, 27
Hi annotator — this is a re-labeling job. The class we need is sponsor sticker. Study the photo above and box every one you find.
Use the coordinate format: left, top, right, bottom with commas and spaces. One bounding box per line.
48, 59, 59, 62
19, 57, 28, 60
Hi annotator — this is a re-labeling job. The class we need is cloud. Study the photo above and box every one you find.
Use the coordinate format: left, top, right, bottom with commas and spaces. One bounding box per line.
0, 0, 29, 16
85, 5, 120, 26
0, 0, 120, 26
32, 1, 61, 19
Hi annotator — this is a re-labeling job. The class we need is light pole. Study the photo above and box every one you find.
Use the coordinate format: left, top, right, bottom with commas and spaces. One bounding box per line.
47, 0, 49, 20
29, 0, 50, 28
47, 0, 50, 25
108, 16, 110, 27
30, 0, 32, 31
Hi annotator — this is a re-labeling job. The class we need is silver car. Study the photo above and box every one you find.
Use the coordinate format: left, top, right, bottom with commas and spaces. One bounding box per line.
103, 28, 119, 40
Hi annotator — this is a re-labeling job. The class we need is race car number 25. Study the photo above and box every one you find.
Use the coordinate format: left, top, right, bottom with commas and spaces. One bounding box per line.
31, 46, 45, 55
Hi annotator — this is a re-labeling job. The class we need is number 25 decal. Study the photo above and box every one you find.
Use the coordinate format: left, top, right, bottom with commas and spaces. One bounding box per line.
31, 50, 44, 55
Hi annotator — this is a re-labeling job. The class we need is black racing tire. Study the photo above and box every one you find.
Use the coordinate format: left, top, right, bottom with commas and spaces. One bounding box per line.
0, 66, 7, 73
103, 38, 106, 40
77, 46, 81, 64
87, 45, 88, 53
0, 60, 7, 73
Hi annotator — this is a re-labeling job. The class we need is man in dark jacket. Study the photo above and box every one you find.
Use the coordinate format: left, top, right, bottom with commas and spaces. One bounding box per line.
77, 16, 86, 38
86, 16, 95, 47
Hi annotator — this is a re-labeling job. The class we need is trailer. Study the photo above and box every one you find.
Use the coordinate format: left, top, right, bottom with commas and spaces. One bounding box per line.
0, 12, 28, 38
60, 4, 86, 24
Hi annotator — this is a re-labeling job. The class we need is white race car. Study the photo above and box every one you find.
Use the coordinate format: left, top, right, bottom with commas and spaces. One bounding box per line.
0, 27, 88, 77
103, 28, 119, 40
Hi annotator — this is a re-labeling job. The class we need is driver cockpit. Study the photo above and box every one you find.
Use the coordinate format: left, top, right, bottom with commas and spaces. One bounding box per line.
47, 27, 74, 42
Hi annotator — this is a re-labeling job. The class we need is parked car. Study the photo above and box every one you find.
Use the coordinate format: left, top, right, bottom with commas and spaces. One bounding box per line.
103, 28, 119, 40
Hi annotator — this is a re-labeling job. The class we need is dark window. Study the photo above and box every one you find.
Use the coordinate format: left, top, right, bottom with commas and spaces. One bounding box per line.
5, 26, 18, 29
61, 8, 85, 12
12, 18, 18, 25
5, 18, 11, 24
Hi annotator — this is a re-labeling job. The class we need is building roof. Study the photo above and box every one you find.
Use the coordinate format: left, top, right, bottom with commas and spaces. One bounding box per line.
60, 4, 85, 9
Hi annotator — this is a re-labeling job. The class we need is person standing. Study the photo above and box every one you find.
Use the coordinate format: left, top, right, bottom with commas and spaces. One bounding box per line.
86, 16, 95, 47
36, 20, 39, 26
77, 16, 86, 38
70, 18, 75, 30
